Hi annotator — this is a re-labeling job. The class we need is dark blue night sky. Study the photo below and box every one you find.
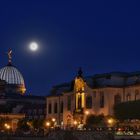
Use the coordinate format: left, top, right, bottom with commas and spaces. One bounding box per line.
0, 0, 140, 96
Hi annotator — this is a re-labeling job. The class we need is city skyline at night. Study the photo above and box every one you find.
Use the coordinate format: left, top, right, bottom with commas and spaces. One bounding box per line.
0, 0, 140, 96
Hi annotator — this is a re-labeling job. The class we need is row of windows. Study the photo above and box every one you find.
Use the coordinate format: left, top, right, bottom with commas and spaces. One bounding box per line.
48, 102, 63, 114
65, 93, 105, 110
48, 90, 140, 114
86, 93, 121, 109
126, 93, 140, 101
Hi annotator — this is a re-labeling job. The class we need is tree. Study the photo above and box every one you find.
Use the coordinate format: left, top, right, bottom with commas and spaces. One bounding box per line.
86, 114, 105, 127
32, 119, 44, 129
17, 119, 30, 131
114, 100, 140, 120
0, 117, 10, 130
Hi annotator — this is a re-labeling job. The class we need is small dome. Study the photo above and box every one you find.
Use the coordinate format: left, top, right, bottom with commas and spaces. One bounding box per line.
0, 63, 26, 94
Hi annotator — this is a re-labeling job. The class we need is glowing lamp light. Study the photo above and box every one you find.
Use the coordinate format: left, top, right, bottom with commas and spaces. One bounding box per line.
46, 122, 50, 127
4, 123, 7, 127
7, 125, 11, 129
52, 118, 56, 122
74, 121, 78, 125
85, 110, 89, 115
108, 118, 114, 125
4, 123, 11, 130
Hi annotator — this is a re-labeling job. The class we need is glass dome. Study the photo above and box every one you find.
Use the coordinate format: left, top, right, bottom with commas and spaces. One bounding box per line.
0, 63, 26, 94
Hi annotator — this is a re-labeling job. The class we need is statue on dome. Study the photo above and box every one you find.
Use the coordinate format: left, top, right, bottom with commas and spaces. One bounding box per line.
7, 49, 12, 63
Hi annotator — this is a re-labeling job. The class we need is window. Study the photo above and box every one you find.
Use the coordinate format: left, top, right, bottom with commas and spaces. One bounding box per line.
100, 92, 104, 108
114, 94, 121, 105
48, 103, 52, 114
54, 102, 58, 113
135, 90, 139, 100
126, 93, 131, 101
86, 96, 92, 109
60, 102, 63, 113
67, 96, 71, 111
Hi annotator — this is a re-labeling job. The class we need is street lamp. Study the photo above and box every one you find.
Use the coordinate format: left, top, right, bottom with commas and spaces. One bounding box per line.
52, 118, 56, 122
73, 121, 78, 129
107, 118, 116, 127
85, 110, 90, 115
108, 119, 113, 125
74, 121, 78, 125
4, 123, 11, 130
4, 123, 11, 134
46, 122, 50, 127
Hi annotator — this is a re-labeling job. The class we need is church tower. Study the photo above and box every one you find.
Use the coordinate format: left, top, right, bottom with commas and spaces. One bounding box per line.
74, 68, 85, 112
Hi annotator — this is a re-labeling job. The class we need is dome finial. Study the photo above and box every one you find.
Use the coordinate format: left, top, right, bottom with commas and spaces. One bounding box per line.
7, 49, 12, 65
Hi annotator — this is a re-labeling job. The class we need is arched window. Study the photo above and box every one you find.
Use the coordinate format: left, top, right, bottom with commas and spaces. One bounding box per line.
48, 103, 52, 114
114, 94, 121, 105
135, 90, 139, 100
86, 96, 92, 109
100, 92, 104, 108
126, 93, 131, 101
54, 102, 58, 113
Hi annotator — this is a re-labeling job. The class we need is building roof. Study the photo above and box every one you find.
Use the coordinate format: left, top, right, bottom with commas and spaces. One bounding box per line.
48, 71, 140, 96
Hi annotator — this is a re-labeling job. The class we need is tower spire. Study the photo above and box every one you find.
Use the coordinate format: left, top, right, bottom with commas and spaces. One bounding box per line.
77, 67, 83, 78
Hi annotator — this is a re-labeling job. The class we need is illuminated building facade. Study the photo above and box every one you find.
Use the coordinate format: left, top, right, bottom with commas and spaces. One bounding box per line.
46, 69, 140, 128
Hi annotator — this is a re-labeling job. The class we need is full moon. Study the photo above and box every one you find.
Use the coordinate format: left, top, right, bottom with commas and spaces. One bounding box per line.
29, 42, 39, 51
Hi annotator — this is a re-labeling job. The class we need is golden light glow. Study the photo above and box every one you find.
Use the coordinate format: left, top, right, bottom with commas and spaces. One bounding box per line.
46, 122, 50, 127
107, 118, 114, 125
76, 92, 85, 110
4, 123, 11, 129
52, 118, 56, 122
27, 121, 32, 128
20, 87, 26, 95
74, 121, 78, 125
81, 93, 85, 108
85, 110, 90, 115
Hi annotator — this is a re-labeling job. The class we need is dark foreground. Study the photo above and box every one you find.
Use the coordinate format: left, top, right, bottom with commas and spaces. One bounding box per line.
1, 130, 140, 140
0, 130, 113, 140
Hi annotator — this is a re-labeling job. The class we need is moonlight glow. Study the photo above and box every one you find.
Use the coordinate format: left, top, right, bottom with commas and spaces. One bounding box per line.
29, 42, 39, 51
